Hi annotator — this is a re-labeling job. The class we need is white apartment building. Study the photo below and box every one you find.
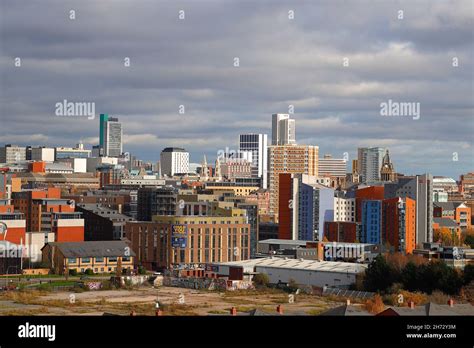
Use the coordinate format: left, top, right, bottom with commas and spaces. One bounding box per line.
0, 145, 26, 163
334, 197, 356, 222
239, 134, 268, 188
160, 147, 190, 176
318, 154, 347, 178
31, 147, 55, 162
272, 114, 296, 145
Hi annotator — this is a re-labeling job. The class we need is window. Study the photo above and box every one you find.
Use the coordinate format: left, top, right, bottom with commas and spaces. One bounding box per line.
108, 257, 118, 262
82, 258, 90, 263
68, 258, 77, 264
95, 257, 104, 263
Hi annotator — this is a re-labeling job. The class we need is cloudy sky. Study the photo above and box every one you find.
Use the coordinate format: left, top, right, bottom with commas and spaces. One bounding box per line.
1, 0, 473, 178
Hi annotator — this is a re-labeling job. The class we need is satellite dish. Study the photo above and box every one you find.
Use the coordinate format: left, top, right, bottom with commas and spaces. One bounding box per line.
0, 222, 7, 239
453, 247, 462, 260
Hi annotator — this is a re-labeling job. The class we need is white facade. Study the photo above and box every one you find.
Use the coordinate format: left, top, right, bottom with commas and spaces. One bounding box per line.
272, 114, 296, 145
279, 117, 296, 145
105, 120, 123, 157
357, 147, 385, 183
334, 197, 356, 222
55, 143, 91, 159
239, 134, 268, 189
433, 177, 458, 193
318, 155, 347, 178
160, 148, 189, 176
0, 145, 26, 163
86, 157, 118, 172
25, 232, 55, 262
31, 147, 55, 162
214, 258, 367, 289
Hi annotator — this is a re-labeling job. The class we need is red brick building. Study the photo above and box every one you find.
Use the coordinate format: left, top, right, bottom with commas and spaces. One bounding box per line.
12, 188, 84, 242
324, 221, 358, 243
125, 216, 251, 270
278, 173, 293, 239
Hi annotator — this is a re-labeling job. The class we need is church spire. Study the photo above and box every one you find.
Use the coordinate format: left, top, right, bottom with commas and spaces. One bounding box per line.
201, 155, 209, 180
380, 149, 396, 182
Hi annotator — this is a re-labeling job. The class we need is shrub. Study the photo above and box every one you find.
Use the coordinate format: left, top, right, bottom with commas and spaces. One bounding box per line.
69, 269, 77, 276
395, 290, 427, 307
427, 290, 450, 304
253, 273, 270, 287
287, 278, 298, 292
463, 264, 474, 285
364, 294, 385, 314
85, 269, 94, 275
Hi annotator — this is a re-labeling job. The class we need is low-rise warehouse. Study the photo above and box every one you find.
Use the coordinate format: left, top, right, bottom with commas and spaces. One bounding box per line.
210, 257, 367, 289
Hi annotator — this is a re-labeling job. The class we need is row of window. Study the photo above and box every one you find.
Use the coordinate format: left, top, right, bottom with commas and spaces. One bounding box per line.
67, 256, 130, 264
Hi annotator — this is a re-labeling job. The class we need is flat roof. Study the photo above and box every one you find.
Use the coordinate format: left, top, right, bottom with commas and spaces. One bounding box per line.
215, 257, 367, 274
258, 239, 307, 246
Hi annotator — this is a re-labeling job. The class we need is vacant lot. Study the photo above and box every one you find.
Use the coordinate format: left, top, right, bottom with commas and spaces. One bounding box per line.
0, 286, 342, 316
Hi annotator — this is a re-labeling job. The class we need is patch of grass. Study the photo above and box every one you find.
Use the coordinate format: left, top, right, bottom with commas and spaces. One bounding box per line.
223, 288, 284, 298
2, 308, 50, 316
234, 306, 256, 312
159, 303, 198, 316
271, 297, 289, 304
306, 308, 325, 316
207, 310, 228, 315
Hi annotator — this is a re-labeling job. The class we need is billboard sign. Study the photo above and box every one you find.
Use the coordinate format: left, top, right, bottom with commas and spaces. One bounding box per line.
171, 225, 187, 248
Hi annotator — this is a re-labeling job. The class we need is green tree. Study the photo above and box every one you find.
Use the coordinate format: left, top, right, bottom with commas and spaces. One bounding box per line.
464, 234, 474, 248
401, 262, 419, 292
418, 261, 462, 295
363, 255, 398, 292
463, 264, 474, 285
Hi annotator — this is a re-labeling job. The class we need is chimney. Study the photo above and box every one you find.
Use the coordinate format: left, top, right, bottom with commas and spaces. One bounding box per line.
408, 301, 415, 309
346, 299, 351, 306
276, 305, 283, 315
130, 310, 136, 316
230, 307, 237, 316
447, 299, 454, 307
155, 309, 163, 316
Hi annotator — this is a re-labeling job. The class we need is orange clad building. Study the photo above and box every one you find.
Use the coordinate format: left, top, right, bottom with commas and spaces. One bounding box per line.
11, 188, 84, 242
382, 197, 416, 254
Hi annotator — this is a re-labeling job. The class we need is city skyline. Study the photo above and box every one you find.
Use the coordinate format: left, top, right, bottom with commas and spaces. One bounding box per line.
1, 0, 473, 178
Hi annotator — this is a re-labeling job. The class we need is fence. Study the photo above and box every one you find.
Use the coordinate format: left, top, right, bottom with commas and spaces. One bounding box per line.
322, 287, 374, 300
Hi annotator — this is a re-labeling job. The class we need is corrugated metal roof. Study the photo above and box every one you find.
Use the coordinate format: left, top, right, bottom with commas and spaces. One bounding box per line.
216, 257, 367, 274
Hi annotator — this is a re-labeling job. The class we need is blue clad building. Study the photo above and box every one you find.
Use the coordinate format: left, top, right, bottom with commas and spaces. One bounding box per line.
361, 200, 382, 244
298, 182, 334, 241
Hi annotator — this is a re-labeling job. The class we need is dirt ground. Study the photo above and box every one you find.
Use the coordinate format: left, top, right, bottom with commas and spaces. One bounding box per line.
0, 285, 343, 316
